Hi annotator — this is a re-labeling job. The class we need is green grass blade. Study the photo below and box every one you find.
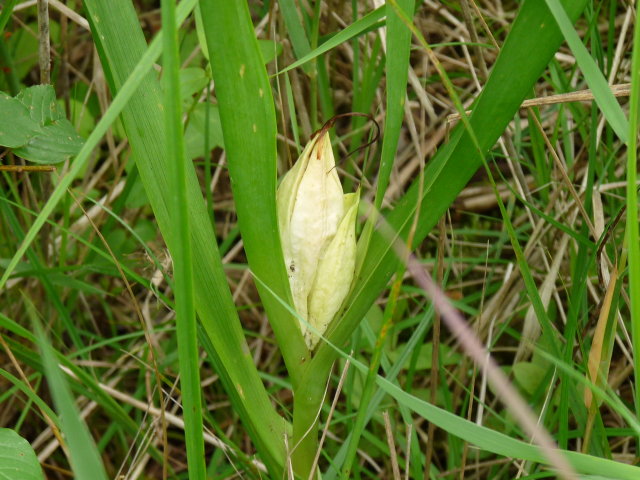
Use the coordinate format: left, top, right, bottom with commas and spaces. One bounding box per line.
198, 0, 309, 383
0, 311, 149, 444
0, 195, 84, 351
544, 0, 628, 142
0, 0, 198, 290
373, 372, 640, 480
0, 368, 59, 427
625, 0, 640, 424
296, 2, 591, 462
0, 0, 18, 36
278, 0, 312, 76
324, 306, 435, 480
80, 0, 288, 473
279, 0, 310, 56
374, 0, 414, 210
257, 268, 640, 480
277, 6, 385, 76
311, 0, 590, 368
341, 0, 415, 473
161, 0, 205, 477
28, 298, 109, 480
0, 193, 159, 295
357, 0, 413, 272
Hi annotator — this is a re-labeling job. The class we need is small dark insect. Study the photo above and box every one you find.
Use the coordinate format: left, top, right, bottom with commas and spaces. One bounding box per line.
289, 263, 296, 272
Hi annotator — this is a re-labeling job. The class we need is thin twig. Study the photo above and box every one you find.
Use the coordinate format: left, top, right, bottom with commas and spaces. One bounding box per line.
447, 83, 632, 122
37, 0, 50, 84
0, 165, 56, 172
383, 411, 402, 480
404, 423, 412, 480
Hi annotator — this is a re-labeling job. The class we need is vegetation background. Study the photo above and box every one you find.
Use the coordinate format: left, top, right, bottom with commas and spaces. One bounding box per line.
1, 0, 640, 479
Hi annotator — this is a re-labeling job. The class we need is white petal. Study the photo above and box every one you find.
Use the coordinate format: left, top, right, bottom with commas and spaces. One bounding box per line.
276, 136, 316, 259
306, 192, 359, 349
277, 136, 320, 318
288, 132, 344, 332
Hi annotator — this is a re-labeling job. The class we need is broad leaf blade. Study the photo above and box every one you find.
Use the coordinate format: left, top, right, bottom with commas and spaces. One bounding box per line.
13, 119, 84, 164
0, 93, 39, 147
1, 86, 84, 163
17, 84, 61, 124
0, 429, 44, 480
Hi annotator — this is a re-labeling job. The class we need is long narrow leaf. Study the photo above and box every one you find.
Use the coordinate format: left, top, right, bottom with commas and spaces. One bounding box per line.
256, 269, 640, 480
277, 6, 385, 76
278, 0, 312, 75
30, 300, 109, 480
544, 0, 628, 142
161, 0, 205, 477
375, 0, 414, 210
0, 0, 18, 35
81, 0, 288, 473
374, 373, 640, 480
338, 0, 415, 474
199, 0, 309, 384
625, 0, 640, 421
311, 0, 590, 370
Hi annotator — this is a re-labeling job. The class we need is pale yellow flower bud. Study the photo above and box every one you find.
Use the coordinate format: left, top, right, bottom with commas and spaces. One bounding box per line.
277, 131, 358, 349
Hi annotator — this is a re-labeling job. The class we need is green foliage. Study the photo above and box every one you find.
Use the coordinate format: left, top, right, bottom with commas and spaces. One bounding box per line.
31, 304, 109, 480
199, 0, 310, 386
1, 0, 639, 479
0, 429, 44, 480
184, 103, 224, 160
82, 0, 289, 474
0, 85, 83, 163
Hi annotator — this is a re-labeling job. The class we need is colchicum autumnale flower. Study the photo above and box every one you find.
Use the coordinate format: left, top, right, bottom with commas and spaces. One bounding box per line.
277, 130, 359, 350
